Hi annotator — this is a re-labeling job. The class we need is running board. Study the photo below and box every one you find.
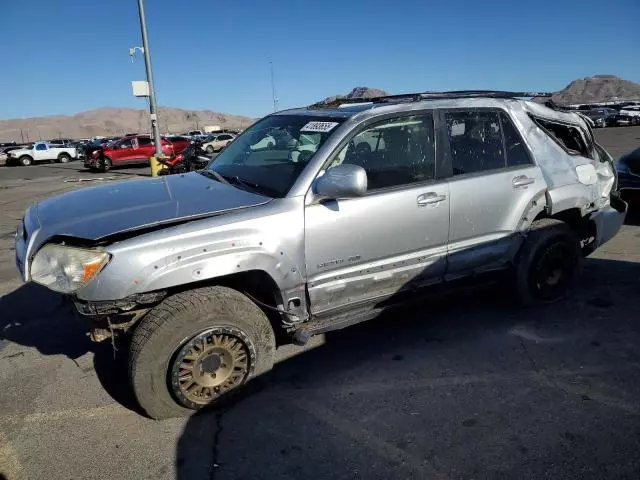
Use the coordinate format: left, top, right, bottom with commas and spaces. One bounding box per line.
292, 307, 382, 345
292, 274, 504, 346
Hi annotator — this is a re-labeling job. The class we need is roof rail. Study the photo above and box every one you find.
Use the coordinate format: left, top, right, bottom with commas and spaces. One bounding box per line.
310, 90, 554, 108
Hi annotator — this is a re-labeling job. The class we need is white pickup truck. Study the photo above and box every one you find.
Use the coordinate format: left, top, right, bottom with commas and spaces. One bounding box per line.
6, 142, 78, 166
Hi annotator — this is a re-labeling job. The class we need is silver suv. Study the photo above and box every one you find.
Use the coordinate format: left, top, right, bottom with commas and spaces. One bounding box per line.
15, 91, 627, 419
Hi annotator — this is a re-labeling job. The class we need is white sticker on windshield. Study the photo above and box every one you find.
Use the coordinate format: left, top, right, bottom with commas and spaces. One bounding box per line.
300, 121, 339, 133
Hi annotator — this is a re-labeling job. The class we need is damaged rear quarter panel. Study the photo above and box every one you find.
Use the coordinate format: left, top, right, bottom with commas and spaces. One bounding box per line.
514, 102, 612, 216
76, 198, 306, 302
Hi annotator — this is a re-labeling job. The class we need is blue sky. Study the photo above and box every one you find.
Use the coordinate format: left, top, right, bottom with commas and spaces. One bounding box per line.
1, 0, 639, 120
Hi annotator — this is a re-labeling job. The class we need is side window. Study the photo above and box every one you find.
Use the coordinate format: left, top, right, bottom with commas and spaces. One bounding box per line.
218, 134, 232, 141
500, 113, 532, 167
35, 144, 47, 151
119, 138, 134, 149
137, 137, 152, 146
445, 111, 505, 175
331, 114, 435, 191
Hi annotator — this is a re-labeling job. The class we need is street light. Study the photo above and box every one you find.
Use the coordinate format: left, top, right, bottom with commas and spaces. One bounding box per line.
132, 0, 163, 157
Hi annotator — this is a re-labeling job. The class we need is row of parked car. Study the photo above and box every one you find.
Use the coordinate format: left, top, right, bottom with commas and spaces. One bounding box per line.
0, 130, 238, 169
582, 105, 640, 128
83, 131, 237, 172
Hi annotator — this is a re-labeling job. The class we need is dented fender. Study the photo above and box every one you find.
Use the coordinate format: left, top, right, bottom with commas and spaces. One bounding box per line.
75, 198, 307, 303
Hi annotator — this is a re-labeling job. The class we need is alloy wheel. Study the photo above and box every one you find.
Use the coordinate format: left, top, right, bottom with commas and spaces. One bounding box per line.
169, 328, 251, 408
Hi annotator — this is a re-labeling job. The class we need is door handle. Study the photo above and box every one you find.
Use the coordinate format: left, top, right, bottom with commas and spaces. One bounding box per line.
417, 192, 447, 206
512, 175, 535, 188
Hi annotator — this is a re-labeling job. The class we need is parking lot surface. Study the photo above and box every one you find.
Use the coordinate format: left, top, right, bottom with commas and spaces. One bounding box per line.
0, 129, 639, 480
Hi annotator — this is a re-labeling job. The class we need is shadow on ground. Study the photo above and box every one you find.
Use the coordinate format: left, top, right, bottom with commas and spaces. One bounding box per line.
1, 257, 639, 479
0, 283, 143, 414
171, 257, 640, 479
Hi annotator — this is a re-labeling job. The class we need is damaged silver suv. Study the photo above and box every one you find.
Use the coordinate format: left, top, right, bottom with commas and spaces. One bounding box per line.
15, 91, 627, 419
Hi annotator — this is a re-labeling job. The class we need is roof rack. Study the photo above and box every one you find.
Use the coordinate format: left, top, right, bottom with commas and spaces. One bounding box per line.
310, 90, 554, 108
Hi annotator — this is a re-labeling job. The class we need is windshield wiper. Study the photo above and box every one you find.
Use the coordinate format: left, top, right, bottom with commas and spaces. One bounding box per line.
205, 171, 272, 196
230, 175, 261, 192
199, 169, 229, 185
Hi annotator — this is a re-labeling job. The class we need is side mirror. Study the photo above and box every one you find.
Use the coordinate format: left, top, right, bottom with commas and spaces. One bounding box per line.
314, 164, 367, 199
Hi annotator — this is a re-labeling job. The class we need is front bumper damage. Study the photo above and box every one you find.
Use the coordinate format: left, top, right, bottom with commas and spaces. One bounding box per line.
72, 290, 167, 342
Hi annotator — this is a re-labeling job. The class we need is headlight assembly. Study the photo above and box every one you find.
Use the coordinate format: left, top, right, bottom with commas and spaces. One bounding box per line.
30, 244, 111, 293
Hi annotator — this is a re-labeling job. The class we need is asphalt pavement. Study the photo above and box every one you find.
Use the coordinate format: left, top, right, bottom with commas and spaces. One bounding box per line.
0, 128, 639, 480
0, 160, 152, 182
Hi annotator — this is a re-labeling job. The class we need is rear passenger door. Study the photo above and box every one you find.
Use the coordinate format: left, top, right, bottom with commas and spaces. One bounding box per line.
135, 136, 155, 162
442, 109, 547, 277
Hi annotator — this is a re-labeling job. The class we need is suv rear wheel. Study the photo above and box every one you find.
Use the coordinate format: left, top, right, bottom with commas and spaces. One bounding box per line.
514, 218, 582, 306
129, 286, 276, 419
57, 153, 71, 163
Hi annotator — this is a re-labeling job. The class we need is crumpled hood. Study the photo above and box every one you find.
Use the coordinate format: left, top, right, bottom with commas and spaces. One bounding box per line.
34, 172, 270, 241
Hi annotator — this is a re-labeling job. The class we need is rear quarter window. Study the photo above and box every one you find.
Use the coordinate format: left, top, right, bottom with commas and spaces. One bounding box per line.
530, 115, 592, 158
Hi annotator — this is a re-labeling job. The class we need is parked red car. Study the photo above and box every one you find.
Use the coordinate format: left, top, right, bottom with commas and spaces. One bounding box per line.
85, 135, 190, 172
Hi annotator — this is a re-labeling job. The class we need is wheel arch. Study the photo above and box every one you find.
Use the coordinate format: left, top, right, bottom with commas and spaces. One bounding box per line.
533, 206, 597, 255
151, 269, 292, 344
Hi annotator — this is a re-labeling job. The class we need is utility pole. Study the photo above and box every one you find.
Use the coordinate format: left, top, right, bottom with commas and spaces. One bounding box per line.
20, 129, 25, 143
270, 61, 278, 112
136, 0, 163, 156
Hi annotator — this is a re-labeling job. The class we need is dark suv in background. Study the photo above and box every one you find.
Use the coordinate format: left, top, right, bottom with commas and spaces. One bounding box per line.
584, 108, 620, 128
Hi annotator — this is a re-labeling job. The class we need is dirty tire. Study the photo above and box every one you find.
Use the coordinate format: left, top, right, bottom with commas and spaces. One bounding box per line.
19, 155, 32, 166
514, 218, 582, 306
129, 286, 276, 420
99, 156, 112, 172
58, 153, 71, 163
206, 145, 215, 154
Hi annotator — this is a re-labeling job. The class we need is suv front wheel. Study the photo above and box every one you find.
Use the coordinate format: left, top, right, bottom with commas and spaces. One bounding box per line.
514, 218, 582, 306
129, 286, 276, 419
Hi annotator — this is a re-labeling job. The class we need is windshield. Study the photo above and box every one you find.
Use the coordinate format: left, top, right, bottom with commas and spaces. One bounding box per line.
207, 115, 344, 197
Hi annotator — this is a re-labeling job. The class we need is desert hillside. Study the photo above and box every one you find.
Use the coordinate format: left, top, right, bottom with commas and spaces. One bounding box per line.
548, 75, 640, 104
322, 78, 640, 105
0, 107, 254, 143
3, 76, 639, 143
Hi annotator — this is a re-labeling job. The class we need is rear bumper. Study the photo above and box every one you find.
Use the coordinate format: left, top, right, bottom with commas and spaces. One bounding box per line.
590, 197, 627, 249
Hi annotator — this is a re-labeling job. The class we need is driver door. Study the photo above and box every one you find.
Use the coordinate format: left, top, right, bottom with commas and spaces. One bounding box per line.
112, 137, 135, 164
304, 113, 450, 316
33, 143, 49, 161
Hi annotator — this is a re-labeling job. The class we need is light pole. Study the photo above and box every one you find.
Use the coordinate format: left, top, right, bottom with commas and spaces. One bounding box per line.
270, 61, 279, 112
134, 0, 163, 156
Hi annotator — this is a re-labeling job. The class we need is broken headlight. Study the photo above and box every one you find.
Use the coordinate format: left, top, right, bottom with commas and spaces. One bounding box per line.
30, 244, 110, 293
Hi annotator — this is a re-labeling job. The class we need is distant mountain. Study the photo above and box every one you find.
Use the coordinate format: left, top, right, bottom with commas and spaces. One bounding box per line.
323, 78, 640, 107
540, 75, 640, 105
0, 107, 254, 143
320, 87, 389, 104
